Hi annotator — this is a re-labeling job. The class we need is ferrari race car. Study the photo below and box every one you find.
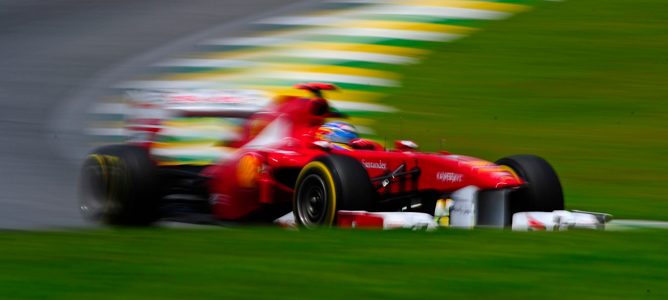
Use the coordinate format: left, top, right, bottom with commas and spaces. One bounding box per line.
80, 82, 607, 229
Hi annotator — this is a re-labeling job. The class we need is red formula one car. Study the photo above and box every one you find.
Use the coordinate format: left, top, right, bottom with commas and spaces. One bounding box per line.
80, 83, 564, 228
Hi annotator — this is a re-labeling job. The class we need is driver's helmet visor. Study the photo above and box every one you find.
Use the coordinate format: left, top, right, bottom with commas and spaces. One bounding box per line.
317, 122, 358, 144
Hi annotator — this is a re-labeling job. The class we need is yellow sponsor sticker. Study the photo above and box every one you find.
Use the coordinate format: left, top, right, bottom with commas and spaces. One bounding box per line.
237, 154, 262, 188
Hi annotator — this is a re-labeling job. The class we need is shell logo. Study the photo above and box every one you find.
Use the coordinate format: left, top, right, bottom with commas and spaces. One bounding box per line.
237, 154, 262, 188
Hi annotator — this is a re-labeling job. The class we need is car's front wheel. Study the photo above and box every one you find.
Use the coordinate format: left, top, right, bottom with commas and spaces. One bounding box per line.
496, 154, 564, 214
293, 155, 375, 228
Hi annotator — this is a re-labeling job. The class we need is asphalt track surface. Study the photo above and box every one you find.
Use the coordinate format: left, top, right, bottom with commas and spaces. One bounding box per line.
0, 0, 308, 229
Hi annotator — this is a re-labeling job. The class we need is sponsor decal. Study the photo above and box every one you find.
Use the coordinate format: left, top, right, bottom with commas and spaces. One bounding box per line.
527, 214, 547, 231
237, 154, 262, 188
361, 159, 387, 170
451, 205, 474, 216
436, 171, 463, 183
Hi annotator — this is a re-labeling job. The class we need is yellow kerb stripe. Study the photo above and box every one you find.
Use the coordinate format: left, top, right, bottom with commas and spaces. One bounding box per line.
291, 42, 428, 57
201, 41, 428, 60
382, 0, 529, 13
276, 64, 399, 79
340, 20, 476, 35
163, 63, 399, 81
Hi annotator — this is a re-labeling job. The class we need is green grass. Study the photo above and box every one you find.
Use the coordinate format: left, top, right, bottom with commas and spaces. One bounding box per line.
0, 228, 666, 300
376, 0, 668, 220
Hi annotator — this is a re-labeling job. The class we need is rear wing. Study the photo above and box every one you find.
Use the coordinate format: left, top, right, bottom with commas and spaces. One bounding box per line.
122, 89, 272, 147
294, 82, 337, 98
124, 89, 272, 118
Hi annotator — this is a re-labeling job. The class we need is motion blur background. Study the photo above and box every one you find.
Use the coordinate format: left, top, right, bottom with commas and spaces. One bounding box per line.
0, 0, 303, 228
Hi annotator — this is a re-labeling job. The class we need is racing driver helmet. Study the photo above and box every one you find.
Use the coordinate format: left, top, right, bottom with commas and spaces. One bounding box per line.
317, 121, 359, 144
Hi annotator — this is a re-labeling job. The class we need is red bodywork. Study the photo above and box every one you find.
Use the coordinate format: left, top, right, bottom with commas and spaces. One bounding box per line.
194, 83, 524, 221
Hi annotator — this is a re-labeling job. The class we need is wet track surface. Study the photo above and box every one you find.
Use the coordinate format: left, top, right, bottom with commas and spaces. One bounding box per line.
0, 0, 303, 229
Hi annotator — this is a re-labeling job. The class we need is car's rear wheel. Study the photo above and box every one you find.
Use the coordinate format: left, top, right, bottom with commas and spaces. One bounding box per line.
293, 155, 375, 228
496, 154, 564, 214
79, 144, 160, 225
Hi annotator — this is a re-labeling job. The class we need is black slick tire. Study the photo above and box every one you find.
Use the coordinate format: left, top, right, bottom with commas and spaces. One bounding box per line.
79, 144, 160, 226
496, 154, 564, 214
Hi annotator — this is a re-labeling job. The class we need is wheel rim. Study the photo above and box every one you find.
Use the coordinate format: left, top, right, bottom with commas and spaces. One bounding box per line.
296, 174, 329, 227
